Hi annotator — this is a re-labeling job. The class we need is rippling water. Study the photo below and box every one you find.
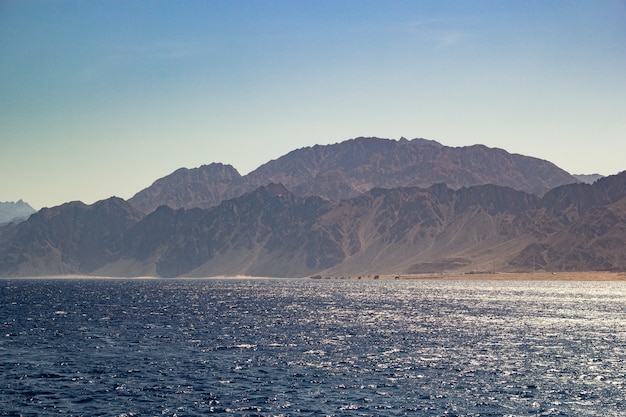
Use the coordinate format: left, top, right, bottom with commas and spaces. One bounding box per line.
2, 278, 626, 416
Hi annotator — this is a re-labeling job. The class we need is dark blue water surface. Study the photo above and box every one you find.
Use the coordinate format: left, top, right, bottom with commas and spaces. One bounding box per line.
2, 278, 626, 416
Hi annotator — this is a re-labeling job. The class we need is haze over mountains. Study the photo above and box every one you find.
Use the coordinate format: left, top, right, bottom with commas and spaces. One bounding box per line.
129, 138, 578, 213
0, 200, 36, 224
573, 174, 605, 184
1, 137, 623, 278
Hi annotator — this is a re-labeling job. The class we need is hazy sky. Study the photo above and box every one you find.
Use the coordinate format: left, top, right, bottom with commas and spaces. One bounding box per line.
1, 1, 625, 209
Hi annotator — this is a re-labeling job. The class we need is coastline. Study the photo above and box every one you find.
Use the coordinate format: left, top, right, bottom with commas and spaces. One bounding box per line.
313, 271, 626, 281
3, 271, 626, 281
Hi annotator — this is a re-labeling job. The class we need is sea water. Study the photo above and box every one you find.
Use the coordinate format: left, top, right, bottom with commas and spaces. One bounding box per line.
1, 278, 626, 416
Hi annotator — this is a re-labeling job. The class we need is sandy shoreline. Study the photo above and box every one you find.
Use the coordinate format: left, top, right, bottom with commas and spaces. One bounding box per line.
327, 271, 626, 281
3, 271, 626, 281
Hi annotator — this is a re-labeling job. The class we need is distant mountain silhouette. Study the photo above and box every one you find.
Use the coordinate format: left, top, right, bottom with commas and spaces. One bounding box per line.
0, 200, 36, 224
128, 137, 578, 213
2, 172, 624, 277
573, 173, 604, 184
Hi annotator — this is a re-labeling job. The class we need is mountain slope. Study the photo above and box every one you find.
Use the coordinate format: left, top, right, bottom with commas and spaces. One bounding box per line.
247, 137, 577, 199
2, 172, 623, 277
121, 184, 338, 277
129, 163, 243, 214
509, 172, 626, 271
0, 198, 143, 276
127, 137, 578, 212
99, 183, 535, 277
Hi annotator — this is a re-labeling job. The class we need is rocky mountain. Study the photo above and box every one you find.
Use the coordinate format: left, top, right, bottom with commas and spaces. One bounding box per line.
245, 137, 577, 198
0, 200, 36, 224
128, 137, 578, 213
129, 163, 244, 214
121, 183, 337, 277
509, 172, 626, 271
0, 198, 143, 276
1, 172, 624, 277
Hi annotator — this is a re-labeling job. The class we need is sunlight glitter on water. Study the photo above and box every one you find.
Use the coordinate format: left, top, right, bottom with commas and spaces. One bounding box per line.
2, 278, 626, 416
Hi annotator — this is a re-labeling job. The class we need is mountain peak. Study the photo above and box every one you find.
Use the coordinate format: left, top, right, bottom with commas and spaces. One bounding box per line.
128, 162, 243, 213
127, 136, 579, 214
0, 200, 36, 224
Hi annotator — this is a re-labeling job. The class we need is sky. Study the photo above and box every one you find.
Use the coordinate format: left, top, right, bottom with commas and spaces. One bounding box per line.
1, 1, 625, 210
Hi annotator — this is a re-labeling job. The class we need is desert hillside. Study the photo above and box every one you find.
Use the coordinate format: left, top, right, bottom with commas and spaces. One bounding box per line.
1, 171, 623, 278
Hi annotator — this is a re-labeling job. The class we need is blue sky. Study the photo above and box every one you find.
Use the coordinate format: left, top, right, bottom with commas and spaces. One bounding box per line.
1, 0, 625, 209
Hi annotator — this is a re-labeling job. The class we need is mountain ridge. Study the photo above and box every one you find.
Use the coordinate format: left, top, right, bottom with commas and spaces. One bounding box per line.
2, 138, 621, 278
0, 200, 36, 224
128, 137, 578, 213
2, 172, 624, 277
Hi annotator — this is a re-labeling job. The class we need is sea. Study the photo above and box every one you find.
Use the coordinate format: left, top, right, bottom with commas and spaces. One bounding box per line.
1, 278, 626, 416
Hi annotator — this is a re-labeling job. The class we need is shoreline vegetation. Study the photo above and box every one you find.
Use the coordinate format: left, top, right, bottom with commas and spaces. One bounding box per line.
3, 271, 626, 281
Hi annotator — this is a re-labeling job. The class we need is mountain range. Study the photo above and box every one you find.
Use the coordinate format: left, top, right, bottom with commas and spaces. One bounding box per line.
0, 136, 623, 278
128, 137, 578, 213
0, 200, 36, 225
